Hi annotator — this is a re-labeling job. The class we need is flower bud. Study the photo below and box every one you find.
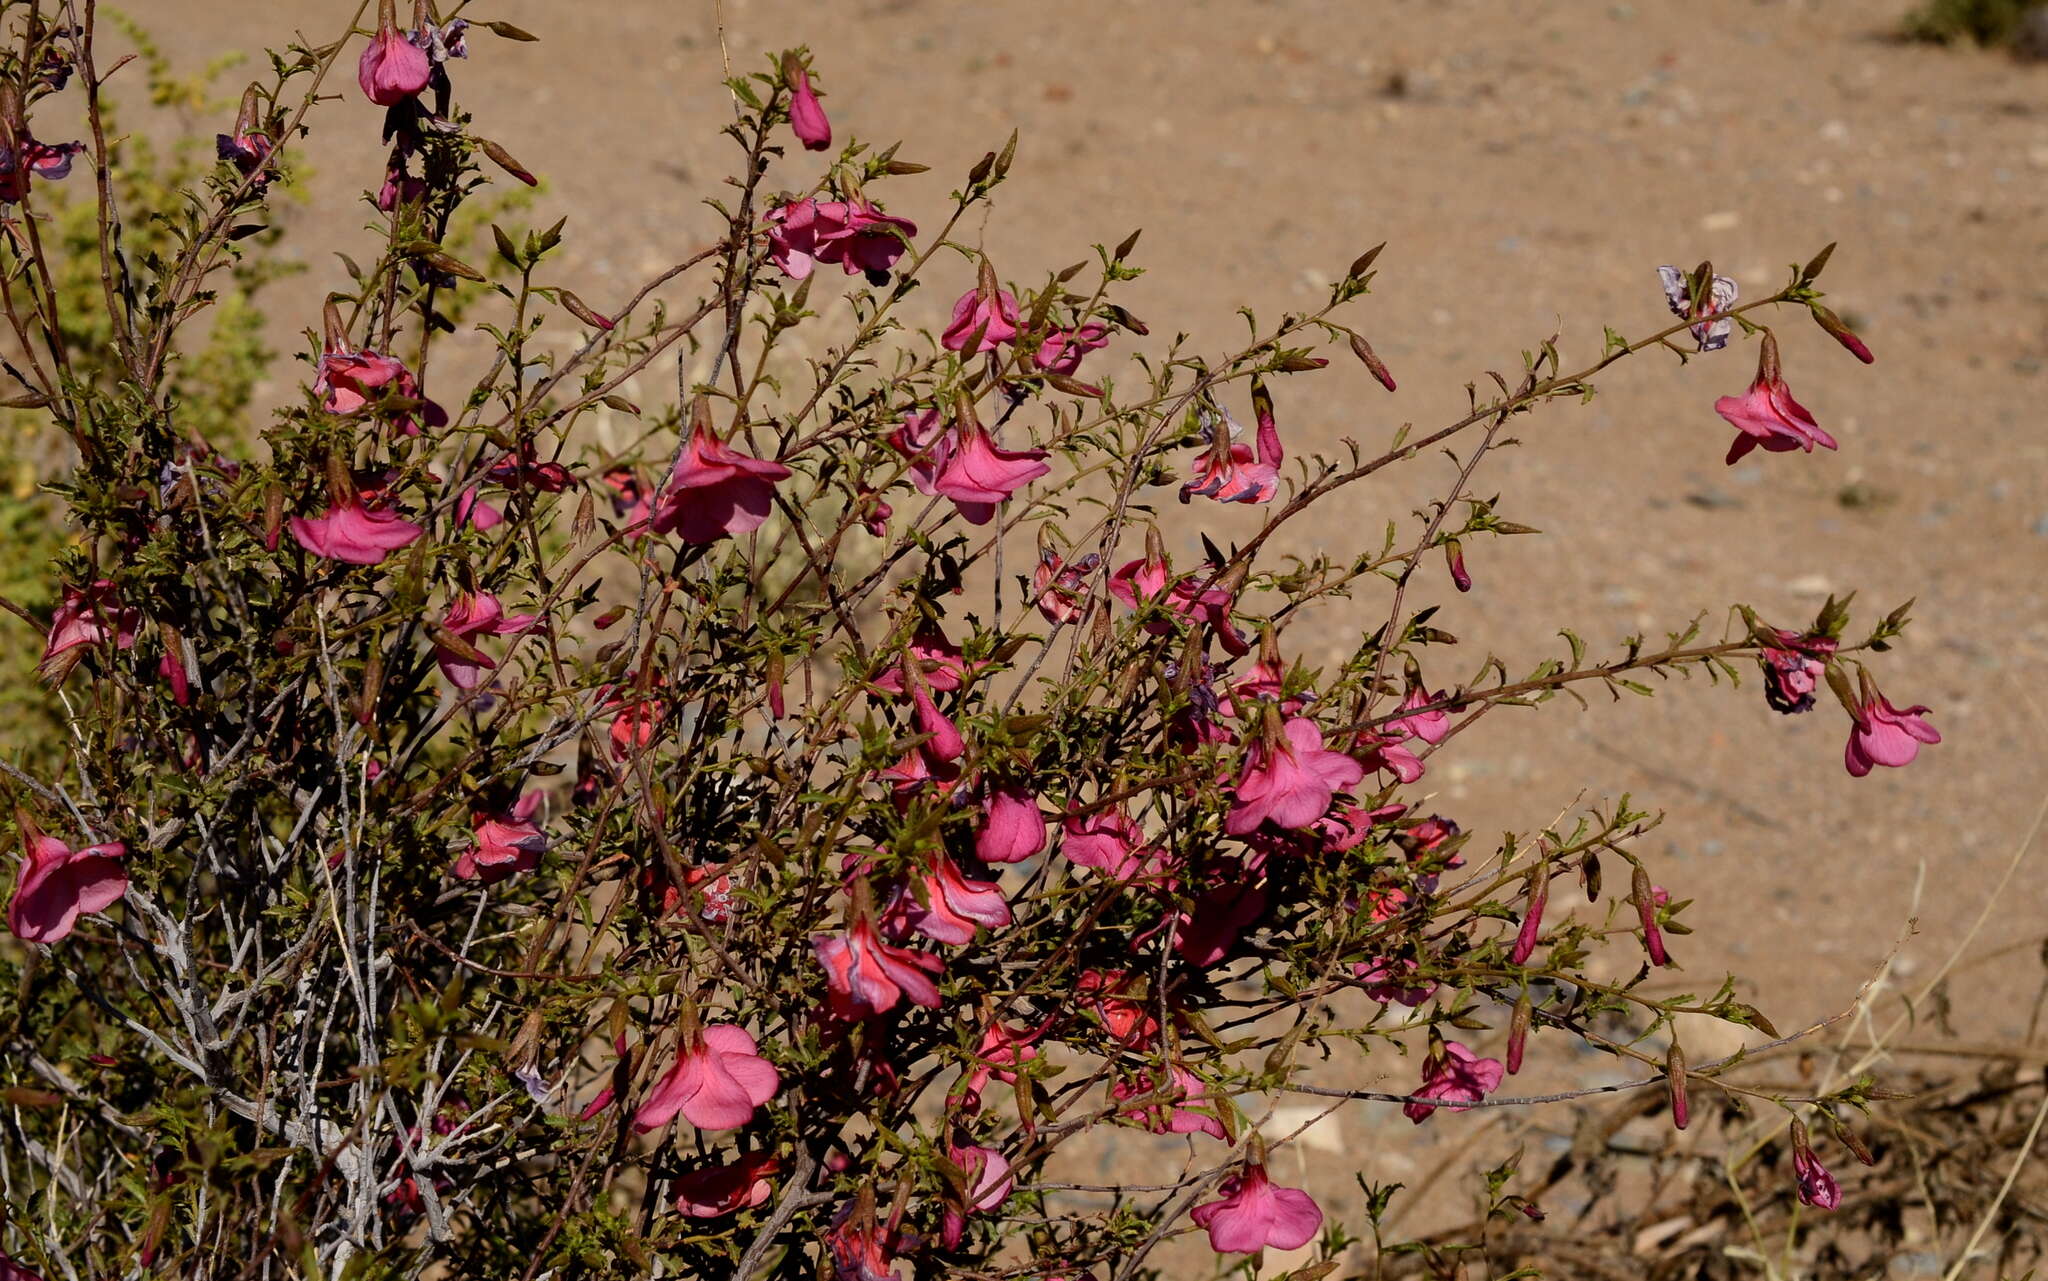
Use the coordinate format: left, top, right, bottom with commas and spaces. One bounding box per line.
1506, 991, 1530, 1075
1666, 1043, 1689, 1130
559, 290, 613, 331
477, 137, 538, 187
1509, 866, 1546, 966
1809, 303, 1874, 364
1631, 864, 1669, 967
1444, 538, 1471, 593
1348, 332, 1397, 392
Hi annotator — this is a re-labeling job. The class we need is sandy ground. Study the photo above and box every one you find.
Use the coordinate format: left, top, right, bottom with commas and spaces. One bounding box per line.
116, 0, 2048, 1265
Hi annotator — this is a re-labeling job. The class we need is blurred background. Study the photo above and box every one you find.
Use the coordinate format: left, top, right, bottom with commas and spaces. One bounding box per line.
38, 0, 2048, 1272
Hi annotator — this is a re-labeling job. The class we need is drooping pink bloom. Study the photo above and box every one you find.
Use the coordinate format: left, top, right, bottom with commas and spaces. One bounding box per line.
1356, 730, 1426, 784
895, 852, 1011, 945
1404, 1040, 1506, 1123
1843, 678, 1939, 778
1191, 1163, 1323, 1254
787, 61, 832, 151
976, 782, 1046, 864
943, 285, 1021, 354
1181, 385, 1283, 506
290, 498, 423, 566
1032, 548, 1098, 624
907, 677, 965, 763
633, 1024, 781, 1133
1174, 874, 1266, 967
815, 199, 918, 282
1715, 332, 1838, 465
39, 580, 138, 681
1389, 684, 1452, 745
927, 421, 1049, 526
766, 197, 827, 280
8, 826, 126, 944
1076, 969, 1158, 1048
1227, 716, 1365, 835
1107, 548, 1171, 610
1761, 629, 1838, 715
939, 1141, 1013, 1247
1062, 808, 1152, 879
648, 416, 792, 543
359, 0, 432, 105
485, 446, 573, 493
1113, 1064, 1227, 1140
1354, 955, 1435, 1007
312, 346, 443, 433
1035, 323, 1110, 375
435, 591, 539, 689
955, 1021, 1042, 1110
868, 627, 976, 696
455, 486, 503, 530
675, 1151, 780, 1217
453, 791, 547, 883
1792, 1123, 1841, 1210
878, 744, 962, 810
814, 915, 945, 1016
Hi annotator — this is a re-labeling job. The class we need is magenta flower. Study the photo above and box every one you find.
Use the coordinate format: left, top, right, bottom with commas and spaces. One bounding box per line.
38, 580, 138, 682
907, 676, 965, 763
1354, 955, 1436, 1007
435, 591, 539, 689
976, 782, 1046, 865
955, 1021, 1041, 1110
1792, 1122, 1841, 1210
868, 627, 976, 696
1191, 1163, 1323, 1254
0, 1253, 47, 1281
0, 105, 81, 205
1761, 629, 1837, 715
648, 414, 792, 543
358, 0, 432, 105
1181, 385, 1283, 505
633, 1024, 781, 1133
1227, 716, 1364, 835
674, 1151, 780, 1218
1175, 874, 1266, 967
1715, 332, 1838, 465
786, 59, 831, 151
1404, 1040, 1506, 1123
290, 497, 423, 566
894, 852, 1011, 945
1076, 969, 1159, 1048
1357, 730, 1426, 784
217, 87, 274, 191
894, 405, 1049, 526
8, 825, 126, 944
767, 198, 917, 284
1389, 684, 1451, 744
942, 286, 1021, 355
814, 914, 944, 1016
453, 791, 547, 883
1035, 323, 1110, 375
1061, 808, 1153, 879
1844, 678, 1939, 777
1113, 1064, 1227, 1140
1032, 547, 1098, 624
938, 1140, 1014, 1247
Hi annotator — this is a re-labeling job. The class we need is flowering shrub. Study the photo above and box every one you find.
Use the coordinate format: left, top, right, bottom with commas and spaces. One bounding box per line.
0, 3, 1936, 1277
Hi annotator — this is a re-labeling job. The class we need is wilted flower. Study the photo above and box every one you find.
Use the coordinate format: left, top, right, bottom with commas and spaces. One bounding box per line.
1657, 264, 1737, 352
39, 580, 138, 683
1035, 322, 1110, 375
1760, 629, 1837, 715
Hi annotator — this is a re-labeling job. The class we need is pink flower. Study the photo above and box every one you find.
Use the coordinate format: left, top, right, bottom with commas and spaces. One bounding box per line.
1076, 969, 1158, 1048
976, 783, 1046, 864
894, 852, 1011, 945
1404, 1040, 1505, 1123
39, 580, 138, 681
954, 1021, 1041, 1110
1191, 1163, 1323, 1254
674, 1151, 780, 1217
786, 61, 832, 151
1032, 548, 1098, 624
868, 628, 976, 696
1226, 716, 1364, 835
8, 826, 126, 943
1175, 871, 1266, 966
0, 128, 81, 204
1761, 629, 1837, 715
1181, 384, 1283, 506
453, 791, 547, 883
216, 89, 274, 192
358, 3, 432, 106
649, 413, 792, 543
907, 676, 965, 762
1061, 808, 1153, 879
634, 1024, 781, 1133
1715, 332, 1838, 465
290, 498, 423, 566
1389, 684, 1451, 745
0, 1254, 47, 1281
1844, 676, 1939, 777
1354, 955, 1435, 1007
455, 486, 503, 530
936, 423, 1050, 514
768, 198, 918, 284
1357, 730, 1426, 784
1035, 323, 1110, 375
826, 1196, 903, 1281
942, 286, 1021, 354
814, 915, 944, 1016
435, 592, 539, 689
1792, 1122, 1841, 1210
1113, 1064, 1226, 1140
939, 1141, 1013, 1247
